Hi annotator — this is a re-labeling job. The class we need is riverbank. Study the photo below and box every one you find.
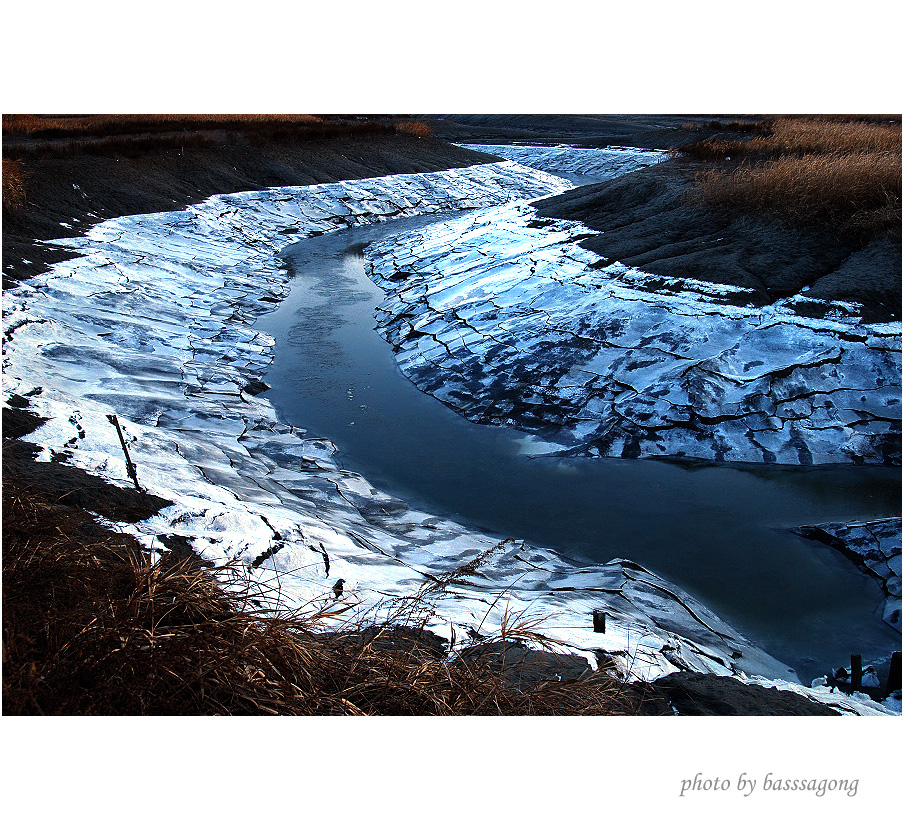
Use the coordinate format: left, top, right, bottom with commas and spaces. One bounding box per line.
3, 124, 495, 288
534, 154, 901, 324
364, 178, 900, 466
3, 418, 844, 716
3, 119, 897, 715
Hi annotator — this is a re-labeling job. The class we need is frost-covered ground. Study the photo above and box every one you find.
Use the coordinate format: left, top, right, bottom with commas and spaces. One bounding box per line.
365, 200, 901, 465
3, 158, 895, 715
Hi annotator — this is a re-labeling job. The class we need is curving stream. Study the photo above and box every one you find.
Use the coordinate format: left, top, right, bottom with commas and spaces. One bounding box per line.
259, 211, 900, 684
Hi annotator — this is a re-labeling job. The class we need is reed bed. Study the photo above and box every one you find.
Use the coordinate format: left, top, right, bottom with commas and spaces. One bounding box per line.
2, 479, 639, 716
696, 150, 902, 236
679, 116, 902, 238
679, 116, 900, 157
750, 117, 901, 155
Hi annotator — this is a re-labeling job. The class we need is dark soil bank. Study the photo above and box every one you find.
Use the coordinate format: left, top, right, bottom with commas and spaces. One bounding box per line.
3, 398, 173, 524
533, 157, 901, 323
640, 672, 839, 716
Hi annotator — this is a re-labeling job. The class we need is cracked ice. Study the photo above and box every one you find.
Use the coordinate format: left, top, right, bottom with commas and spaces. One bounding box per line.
364, 200, 901, 465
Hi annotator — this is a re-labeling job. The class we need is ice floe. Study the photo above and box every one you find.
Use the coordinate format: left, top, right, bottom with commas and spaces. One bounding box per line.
3, 160, 896, 713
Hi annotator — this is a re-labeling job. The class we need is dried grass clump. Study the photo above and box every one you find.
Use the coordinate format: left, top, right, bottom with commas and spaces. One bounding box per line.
2, 479, 640, 716
2, 480, 325, 715
2, 158, 28, 209
395, 120, 433, 140
673, 138, 744, 161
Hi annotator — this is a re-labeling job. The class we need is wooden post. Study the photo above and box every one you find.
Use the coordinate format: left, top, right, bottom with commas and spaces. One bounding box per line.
886, 651, 902, 697
107, 414, 142, 491
593, 610, 606, 633
850, 654, 862, 692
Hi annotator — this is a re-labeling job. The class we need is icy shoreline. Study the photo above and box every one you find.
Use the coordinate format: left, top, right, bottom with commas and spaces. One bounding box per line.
3, 160, 894, 714
364, 200, 901, 466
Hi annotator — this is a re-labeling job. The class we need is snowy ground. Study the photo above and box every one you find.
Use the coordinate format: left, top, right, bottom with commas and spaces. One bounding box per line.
3, 157, 896, 714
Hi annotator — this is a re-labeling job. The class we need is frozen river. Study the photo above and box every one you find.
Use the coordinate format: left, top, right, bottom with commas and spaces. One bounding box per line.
259, 212, 901, 684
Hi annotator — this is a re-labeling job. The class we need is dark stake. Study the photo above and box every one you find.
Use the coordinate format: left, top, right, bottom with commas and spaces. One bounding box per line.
593, 610, 606, 633
107, 414, 142, 491
850, 654, 862, 692
886, 651, 902, 697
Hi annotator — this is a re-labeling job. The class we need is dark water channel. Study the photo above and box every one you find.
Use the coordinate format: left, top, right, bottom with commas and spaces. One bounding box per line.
259, 212, 901, 684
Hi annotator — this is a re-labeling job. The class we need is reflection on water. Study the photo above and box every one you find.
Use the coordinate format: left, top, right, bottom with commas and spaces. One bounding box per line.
258, 213, 900, 682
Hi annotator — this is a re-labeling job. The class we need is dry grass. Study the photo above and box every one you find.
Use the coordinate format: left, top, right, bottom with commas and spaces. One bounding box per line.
2, 158, 29, 209
679, 118, 770, 134
750, 117, 901, 155
394, 120, 433, 140
678, 116, 901, 159
681, 116, 902, 238
3, 114, 324, 137
2, 479, 641, 716
696, 150, 902, 235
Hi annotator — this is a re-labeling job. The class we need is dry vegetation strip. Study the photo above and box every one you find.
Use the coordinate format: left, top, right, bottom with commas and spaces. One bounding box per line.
2, 114, 434, 137
3, 114, 328, 136
2, 114, 434, 160
680, 116, 902, 239
2, 473, 644, 716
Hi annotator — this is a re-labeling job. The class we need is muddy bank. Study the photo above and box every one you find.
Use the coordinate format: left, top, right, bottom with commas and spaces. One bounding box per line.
425, 114, 748, 150
533, 156, 901, 324
365, 193, 900, 466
